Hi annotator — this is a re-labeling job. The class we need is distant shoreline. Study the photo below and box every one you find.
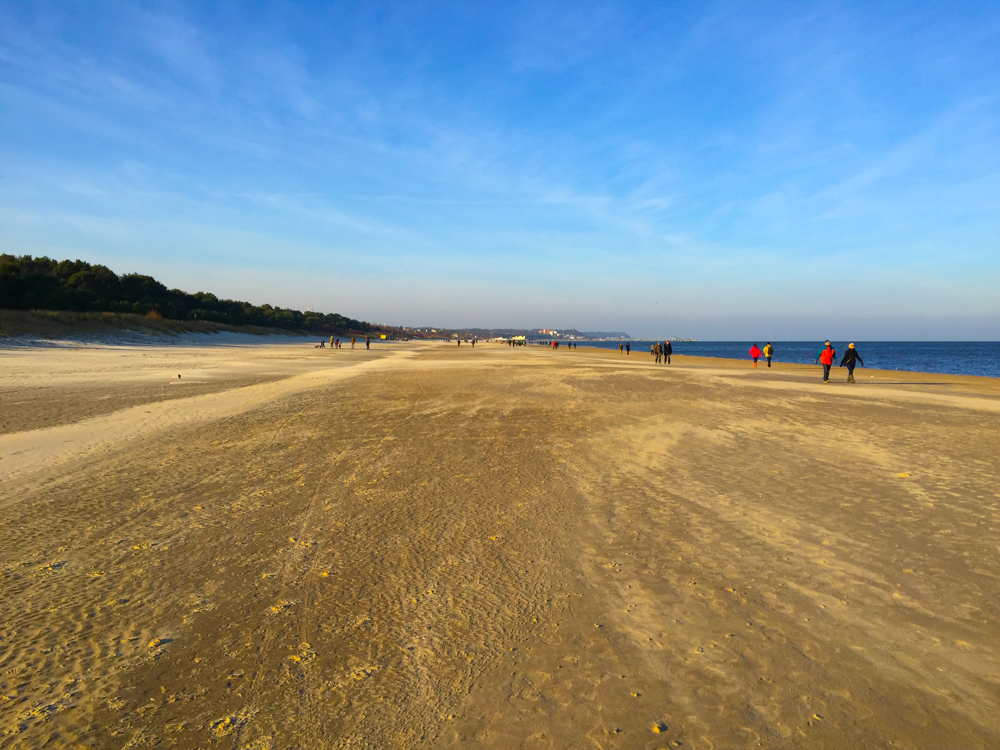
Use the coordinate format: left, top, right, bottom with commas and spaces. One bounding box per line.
575, 339, 1000, 380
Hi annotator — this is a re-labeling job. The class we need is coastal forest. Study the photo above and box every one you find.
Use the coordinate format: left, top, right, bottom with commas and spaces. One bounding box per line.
0, 254, 372, 334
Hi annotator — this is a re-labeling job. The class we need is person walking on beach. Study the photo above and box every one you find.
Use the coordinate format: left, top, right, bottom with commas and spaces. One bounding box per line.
663, 340, 672, 364
815, 341, 836, 383
749, 344, 761, 367
840, 343, 864, 383
365, 336, 370, 350
351, 337, 356, 349
619, 342, 624, 355
763, 342, 773, 367
654, 342, 662, 363
329, 336, 334, 348
626, 342, 631, 355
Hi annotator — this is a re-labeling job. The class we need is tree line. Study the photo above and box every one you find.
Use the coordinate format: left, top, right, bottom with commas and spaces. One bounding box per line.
0, 254, 373, 334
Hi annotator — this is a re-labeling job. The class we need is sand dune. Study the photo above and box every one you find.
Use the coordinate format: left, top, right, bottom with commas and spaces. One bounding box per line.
1, 341, 998, 748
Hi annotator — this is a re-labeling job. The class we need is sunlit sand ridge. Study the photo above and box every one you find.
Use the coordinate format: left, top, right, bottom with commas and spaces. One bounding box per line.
1, 340, 998, 748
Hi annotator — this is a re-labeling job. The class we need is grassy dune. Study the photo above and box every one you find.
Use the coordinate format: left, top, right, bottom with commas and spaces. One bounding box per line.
0, 309, 306, 339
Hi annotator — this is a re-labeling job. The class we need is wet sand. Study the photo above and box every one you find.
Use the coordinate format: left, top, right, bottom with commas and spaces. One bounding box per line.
1, 341, 998, 748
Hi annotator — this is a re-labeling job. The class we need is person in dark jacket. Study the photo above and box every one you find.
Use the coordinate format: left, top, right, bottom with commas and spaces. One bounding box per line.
663, 341, 672, 364
839, 343, 864, 383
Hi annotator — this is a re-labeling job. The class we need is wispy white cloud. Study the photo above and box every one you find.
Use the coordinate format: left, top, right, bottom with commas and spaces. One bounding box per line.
1, 1, 999, 337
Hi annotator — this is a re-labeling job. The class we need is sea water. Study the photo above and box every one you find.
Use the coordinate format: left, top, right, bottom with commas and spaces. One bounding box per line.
580, 341, 1000, 379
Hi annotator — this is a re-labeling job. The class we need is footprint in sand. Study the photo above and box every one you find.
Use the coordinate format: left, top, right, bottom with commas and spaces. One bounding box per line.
211, 716, 238, 737
288, 642, 316, 664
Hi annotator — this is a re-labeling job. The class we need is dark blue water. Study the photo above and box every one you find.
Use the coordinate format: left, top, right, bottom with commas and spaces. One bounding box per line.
580, 341, 1000, 378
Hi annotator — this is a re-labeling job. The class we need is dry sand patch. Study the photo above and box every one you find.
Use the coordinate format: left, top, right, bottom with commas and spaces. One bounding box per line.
1, 342, 998, 748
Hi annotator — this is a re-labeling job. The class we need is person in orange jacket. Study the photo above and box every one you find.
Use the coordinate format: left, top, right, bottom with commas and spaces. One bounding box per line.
815, 341, 836, 383
749, 344, 761, 367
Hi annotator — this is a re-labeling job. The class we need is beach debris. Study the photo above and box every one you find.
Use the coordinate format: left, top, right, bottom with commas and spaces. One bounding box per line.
653, 721, 669, 733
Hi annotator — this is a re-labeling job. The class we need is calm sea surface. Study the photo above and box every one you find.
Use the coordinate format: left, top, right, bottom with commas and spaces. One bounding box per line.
577, 341, 1000, 379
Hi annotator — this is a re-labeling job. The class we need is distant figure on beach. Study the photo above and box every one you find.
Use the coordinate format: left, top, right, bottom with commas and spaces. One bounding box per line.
816, 341, 836, 383
840, 343, 864, 383
351, 337, 356, 349
366, 336, 370, 350
655, 343, 663, 363
763, 342, 773, 367
316, 341, 325, 348
472, 339, 476, 347
619, 342, 624, 354
749, 344, 761, 367
663, 341, 671, 364
625, 342, 630, 355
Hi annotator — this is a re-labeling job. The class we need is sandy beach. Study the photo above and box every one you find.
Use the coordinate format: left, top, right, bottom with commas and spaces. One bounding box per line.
1, 339, 998, 749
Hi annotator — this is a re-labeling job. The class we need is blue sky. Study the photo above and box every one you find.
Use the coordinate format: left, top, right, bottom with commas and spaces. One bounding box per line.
2, 1, 998, 338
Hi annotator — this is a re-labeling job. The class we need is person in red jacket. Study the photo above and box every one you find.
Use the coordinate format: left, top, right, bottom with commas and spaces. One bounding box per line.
749, 344, 761, 367
815, 341, 836, 383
